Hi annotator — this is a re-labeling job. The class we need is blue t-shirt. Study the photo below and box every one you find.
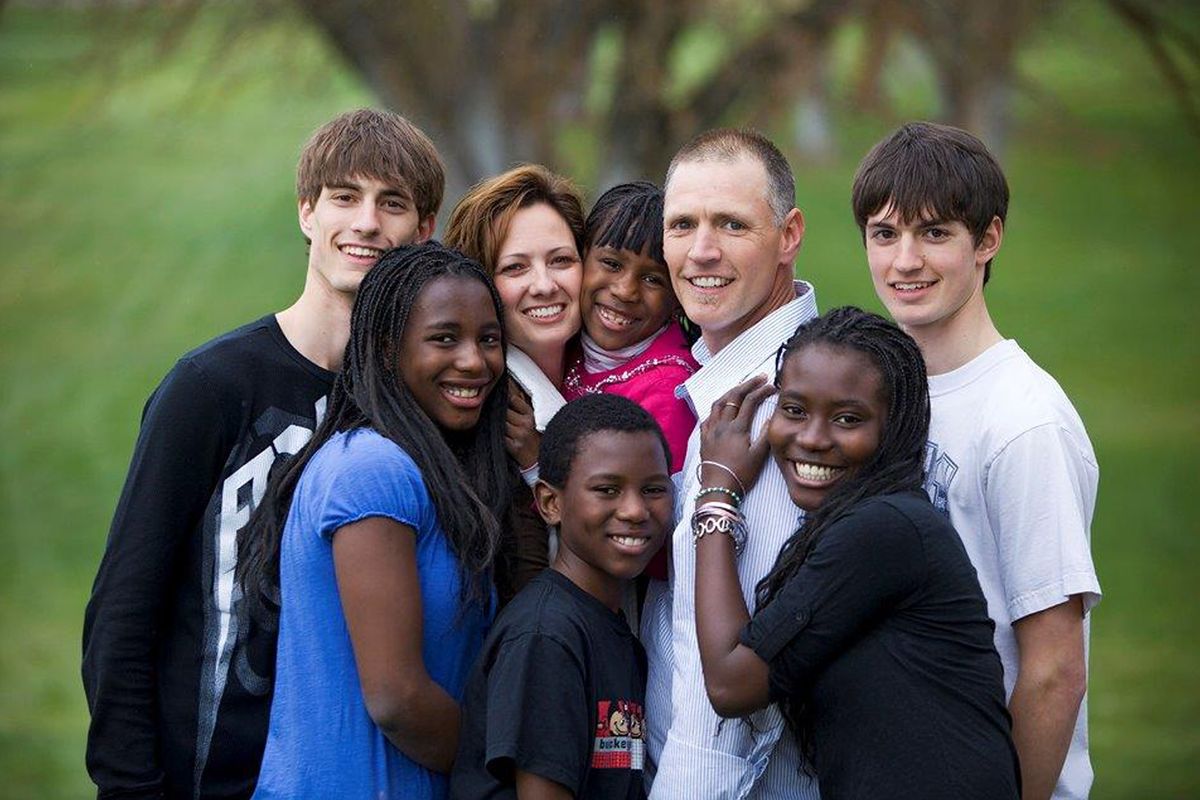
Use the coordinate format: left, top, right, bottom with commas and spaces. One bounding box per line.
254, 428, 494, 800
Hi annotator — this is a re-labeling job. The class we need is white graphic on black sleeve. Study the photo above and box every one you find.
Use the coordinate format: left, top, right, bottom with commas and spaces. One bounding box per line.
192, 396, 325, 798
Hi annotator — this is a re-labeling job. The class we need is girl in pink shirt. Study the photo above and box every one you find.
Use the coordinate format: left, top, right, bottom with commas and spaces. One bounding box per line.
563, 182, 699, 579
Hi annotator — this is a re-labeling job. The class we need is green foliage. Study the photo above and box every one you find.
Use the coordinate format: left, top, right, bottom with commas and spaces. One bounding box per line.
0, 6, 371, 797
1, 2, 1197, 798
665, 22, 730, 108
585, 22, 623, 117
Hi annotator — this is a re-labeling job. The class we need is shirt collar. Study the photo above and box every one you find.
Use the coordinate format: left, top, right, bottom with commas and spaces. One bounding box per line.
678, 280, 818, 415
580, 325, 666, 373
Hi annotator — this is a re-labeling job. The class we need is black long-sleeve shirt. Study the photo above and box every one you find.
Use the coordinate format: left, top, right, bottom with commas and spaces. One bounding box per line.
82, 315, 334, 799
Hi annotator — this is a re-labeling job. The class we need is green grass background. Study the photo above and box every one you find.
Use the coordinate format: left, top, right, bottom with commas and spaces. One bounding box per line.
1, 4, 1196, 798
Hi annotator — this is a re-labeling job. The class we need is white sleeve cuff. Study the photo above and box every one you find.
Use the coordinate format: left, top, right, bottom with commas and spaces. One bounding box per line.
520, 462, 540, 486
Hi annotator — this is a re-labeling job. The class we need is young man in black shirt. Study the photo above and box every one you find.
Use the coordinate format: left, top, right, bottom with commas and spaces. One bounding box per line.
451, 395, 673, 799
82, 108, 444, 799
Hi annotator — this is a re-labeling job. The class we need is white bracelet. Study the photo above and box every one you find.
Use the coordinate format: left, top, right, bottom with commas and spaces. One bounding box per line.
696, 460, 747, 496
519, 462, 540, 487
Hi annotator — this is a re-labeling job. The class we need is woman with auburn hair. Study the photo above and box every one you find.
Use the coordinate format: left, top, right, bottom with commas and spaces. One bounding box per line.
444, 164, 584, 429
444, 165, 586, 597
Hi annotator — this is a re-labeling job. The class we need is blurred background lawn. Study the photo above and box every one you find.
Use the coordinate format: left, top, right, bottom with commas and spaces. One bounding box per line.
1, 2, 1197, 798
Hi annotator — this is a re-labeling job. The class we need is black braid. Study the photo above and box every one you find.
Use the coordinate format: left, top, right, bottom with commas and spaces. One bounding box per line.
753, 306, 930, 765
238, 243, 513, 620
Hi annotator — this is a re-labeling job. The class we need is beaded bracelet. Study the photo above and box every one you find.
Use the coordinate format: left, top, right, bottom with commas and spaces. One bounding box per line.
694, 485, 742, 506
696, 460, 747, 496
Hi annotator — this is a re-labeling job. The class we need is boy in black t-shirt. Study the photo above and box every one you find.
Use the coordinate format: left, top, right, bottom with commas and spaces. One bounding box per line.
451, 394, 673, 799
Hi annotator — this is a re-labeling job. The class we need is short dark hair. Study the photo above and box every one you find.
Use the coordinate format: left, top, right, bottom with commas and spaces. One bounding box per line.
585, 181, 665, 266
665, 128, 795, 226
851, 121, 1009, 283
296, 108, 445, 220
539, 394, 671, 488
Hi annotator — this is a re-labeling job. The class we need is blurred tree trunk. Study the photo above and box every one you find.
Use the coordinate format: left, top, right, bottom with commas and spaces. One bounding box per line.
44, 0, 1199, 197
1107, 0, 1200, 139
785, 22, 838, 162
294, 0, 856, 196
854, 0, 899, 116
592, 0, 682, 188
904, 0, 1045, 156
293, 0, 605, 201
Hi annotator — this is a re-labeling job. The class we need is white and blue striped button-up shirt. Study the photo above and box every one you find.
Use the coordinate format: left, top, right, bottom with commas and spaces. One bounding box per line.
644, 282, 820, 800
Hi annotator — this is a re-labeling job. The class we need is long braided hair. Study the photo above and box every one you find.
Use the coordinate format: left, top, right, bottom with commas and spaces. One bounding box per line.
238, 243, 513, 618
754, 306, 930, 761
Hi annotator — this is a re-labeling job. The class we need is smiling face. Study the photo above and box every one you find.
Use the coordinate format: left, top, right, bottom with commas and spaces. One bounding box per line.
537, 430, 672, 608
299, 174, 435, 296
864, 205, 1001, 337
663, 156, 804, 353
767, 344, 887, 511
493, 202, 583, 356
580, 244, 678, 350
397, 276, 505, 431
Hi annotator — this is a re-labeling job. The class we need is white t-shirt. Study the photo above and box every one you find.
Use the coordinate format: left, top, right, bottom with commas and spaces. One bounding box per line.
924, 339, 1101, 800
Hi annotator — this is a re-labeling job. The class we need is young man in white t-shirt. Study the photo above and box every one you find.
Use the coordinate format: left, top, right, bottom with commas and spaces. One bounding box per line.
851, 122, 1101, 800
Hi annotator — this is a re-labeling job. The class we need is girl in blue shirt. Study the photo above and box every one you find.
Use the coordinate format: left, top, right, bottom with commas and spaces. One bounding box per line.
239, 243, 513, 799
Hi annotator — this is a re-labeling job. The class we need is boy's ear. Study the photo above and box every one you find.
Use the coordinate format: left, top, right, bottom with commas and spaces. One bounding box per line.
414, 213, 436, 244
298, 198, 315, 239
533, 480, 562, 527
975, 215, 1004, 266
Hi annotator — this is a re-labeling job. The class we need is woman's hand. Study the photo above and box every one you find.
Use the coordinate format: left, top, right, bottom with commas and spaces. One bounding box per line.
694, 376, 775, 717
698, 375, 776, 495
505, 380, 541, 469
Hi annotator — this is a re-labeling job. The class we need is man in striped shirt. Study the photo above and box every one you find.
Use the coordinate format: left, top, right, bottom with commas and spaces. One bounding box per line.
643, 129, 820, 799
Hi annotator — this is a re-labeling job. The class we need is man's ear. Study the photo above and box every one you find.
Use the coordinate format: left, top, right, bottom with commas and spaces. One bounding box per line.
975, 215, 1003, 266
533, 480, 561, 527
414, 213, 436, 244
778, 207, 806, 264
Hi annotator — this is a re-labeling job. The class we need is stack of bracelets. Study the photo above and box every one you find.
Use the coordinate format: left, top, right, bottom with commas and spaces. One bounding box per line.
690, 460, 748, 556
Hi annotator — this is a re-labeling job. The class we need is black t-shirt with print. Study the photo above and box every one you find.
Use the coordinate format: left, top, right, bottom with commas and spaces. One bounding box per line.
450, 569, 647, 799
